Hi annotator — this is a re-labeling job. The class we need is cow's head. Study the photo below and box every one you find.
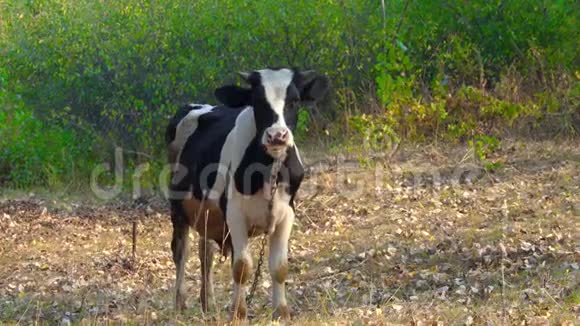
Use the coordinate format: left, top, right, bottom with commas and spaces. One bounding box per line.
215, 68, 329, 158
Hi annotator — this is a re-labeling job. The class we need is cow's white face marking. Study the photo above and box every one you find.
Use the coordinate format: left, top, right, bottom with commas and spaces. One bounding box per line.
259, 68, 293, 118
257, 69, 295, 158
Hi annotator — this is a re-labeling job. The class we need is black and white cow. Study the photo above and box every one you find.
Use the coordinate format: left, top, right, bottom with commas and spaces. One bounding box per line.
166, 68, 329, 320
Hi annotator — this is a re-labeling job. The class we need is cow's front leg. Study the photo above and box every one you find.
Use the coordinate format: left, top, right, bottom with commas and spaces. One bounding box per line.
226, 199, 252, 320
269, 206, 294, 321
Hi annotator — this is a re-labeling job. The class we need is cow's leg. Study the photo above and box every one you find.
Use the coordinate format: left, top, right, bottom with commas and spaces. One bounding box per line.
171, 222, 190, 311
198, 237, 216, 313
226, 200, 251, 320
269, 207, 294, 321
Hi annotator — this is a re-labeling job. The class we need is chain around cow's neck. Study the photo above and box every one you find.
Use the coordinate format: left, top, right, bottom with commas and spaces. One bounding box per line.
247, 157, 283, 307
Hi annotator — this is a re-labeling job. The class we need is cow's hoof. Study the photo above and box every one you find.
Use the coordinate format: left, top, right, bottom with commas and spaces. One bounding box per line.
273, 305, 291, 321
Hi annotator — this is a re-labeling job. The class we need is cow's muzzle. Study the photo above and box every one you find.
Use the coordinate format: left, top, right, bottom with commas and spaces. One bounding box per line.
263, 127, 293, 158
266, 129, 290, 146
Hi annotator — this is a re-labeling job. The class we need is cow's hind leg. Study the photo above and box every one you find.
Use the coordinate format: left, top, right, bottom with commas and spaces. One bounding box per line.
199, 237, 216, 313
172, 221, 190, 311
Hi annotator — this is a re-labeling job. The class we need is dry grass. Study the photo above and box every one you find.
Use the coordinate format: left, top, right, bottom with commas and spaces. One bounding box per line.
0, 140, 579, 325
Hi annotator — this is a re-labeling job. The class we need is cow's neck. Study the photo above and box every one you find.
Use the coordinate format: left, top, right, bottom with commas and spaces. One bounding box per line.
233, 139, 298, 196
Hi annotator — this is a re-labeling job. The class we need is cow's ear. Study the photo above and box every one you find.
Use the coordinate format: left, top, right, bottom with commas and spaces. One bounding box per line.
214, 85, 251, 108
300, 75, 330, 102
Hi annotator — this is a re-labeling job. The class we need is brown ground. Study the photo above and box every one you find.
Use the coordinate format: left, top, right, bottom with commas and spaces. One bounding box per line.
0, 140, 578, 325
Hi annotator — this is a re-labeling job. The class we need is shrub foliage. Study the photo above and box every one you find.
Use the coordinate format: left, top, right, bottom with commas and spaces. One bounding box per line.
0, 0, 577, 188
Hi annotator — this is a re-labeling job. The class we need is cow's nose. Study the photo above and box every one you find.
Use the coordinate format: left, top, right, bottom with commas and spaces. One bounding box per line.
267, 129, 290, 145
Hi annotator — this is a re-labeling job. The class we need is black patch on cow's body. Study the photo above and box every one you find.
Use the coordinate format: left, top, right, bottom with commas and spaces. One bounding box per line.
234, 138, 273, 195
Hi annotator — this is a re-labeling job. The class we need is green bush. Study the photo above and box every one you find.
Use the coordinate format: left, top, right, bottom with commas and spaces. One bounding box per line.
0, 73, 97, 188
0, 0, 577, 189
